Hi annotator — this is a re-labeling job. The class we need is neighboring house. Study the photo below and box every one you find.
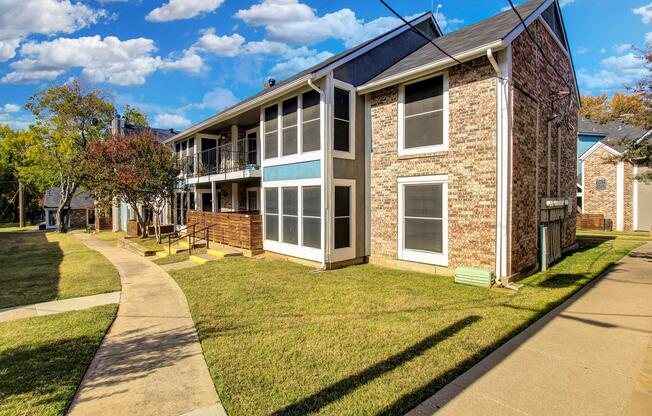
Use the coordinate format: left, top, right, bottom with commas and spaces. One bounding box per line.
43, 188, 95, 230
166, 0, 579, 283
109, 116, 178, 233
577, 117, 652, 231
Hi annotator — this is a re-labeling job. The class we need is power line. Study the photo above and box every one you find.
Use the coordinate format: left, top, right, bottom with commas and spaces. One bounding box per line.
378, 0, 464, 66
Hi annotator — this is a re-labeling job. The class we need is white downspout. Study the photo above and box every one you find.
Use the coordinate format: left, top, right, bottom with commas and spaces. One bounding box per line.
488, 48, 503, 286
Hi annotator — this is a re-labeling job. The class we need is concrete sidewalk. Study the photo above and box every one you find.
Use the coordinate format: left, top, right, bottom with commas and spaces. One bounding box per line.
67, 234, 224, 416
407, 241, 652, 416
0, 291, 120, 323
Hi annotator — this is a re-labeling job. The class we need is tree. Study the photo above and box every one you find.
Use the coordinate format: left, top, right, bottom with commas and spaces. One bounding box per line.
25, 80, 115, 232
579, 94, 610, 123
580, 92, 651, 129
85, 131, 179, 242
122, 104, 148, 127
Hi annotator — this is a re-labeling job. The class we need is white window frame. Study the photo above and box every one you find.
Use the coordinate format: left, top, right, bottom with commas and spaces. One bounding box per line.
331, 178, 356, 262
260, 87, 324, 167
332, 79, 356, 160
245, 127, 260, 165
398, 175, 448, 266
262, 179, 323, 262
398, 73, 449, 156
246, 187, 259, 211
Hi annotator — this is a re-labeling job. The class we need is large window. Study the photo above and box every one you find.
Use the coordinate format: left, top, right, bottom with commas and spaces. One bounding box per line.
334, 186, 351, 249
282, 187, 298, 244
264, 188, 279, 241
302, 90, 320, 152
398, 176, 448, 266
302, 186, 321, 248
282, 97, 298, 156
400, 75, 446, 154
264, 105, 278, 160
333, 87, 350, 153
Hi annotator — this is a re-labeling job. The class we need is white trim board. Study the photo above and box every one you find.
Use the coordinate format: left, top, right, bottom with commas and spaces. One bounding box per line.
578, 140, 621, 161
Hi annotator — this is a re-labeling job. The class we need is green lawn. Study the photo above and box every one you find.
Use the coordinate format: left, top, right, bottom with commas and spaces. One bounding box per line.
0, 304, 117, 416
152, 251, 191, 265
0, 222, 38, 233
92, 231, 126, 246
0, 231, 121, 309
170, 233, 647, 416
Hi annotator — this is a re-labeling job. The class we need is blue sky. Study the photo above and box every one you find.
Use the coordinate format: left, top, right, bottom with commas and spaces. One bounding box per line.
0, 0, 650, 131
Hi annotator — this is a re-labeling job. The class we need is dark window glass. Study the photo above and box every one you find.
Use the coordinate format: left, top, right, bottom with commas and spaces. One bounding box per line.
265, 188, 278, 214
303, 217, 321, 249
265, 132, 278, 159
404, 76, 443, 116
405, 184, 442, 218
302, 90, 320, 121
282, 187, 298, 216
334, 119, 350, 152
265, 105, 278, 131
405, 108, 443, 148
403, 76, 444, 149
405, 218, 442, 252
302, 119, 320, 152
334, 186, 350, 249
334, 88, 350, 121
265, 214, 279, 241
282, 187, 298, 245
283, 216, 298, 244
282, 97, 298, 126
302, 186, 321, 249
282, 126, 297, 156
302, 187, 320, 217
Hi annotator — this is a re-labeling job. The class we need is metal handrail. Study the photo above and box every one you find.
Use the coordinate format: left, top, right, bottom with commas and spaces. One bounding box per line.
168, 224, 196, 255
192, 223, 219, 250
180, 138, 258, 178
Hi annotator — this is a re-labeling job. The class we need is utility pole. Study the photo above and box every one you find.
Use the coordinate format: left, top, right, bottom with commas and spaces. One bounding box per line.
18, 182, 25, 228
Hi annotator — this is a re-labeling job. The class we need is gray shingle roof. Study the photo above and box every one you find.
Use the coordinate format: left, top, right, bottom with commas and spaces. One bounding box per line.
43, 188, 95, 210
366, 0, 547, 84
578, 117, 647, 152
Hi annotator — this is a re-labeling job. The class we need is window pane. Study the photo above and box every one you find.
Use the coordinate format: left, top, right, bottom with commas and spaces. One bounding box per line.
334, 186, 350, 217
265, 105, 278, 131
265, 132, 278, 159
265, 214, 279, 241
405, 111, 443, 148
405, 184, 442, 218
303, 90, 320, 121
334, 217, 350, 249
265, 188, 278, 214
303, 217, 321, 249
405, 218, 442, 253
334, 87, 349, 120
302, 119, 320, 152
405, 76, 443, 116
282, 97, 298, 127
282, 216, 298, 244
303, 186, 321, 217
282, 187, 297, 216
334, 119, 350, 152
247, 191, 258, 211
282, 126, 297, 156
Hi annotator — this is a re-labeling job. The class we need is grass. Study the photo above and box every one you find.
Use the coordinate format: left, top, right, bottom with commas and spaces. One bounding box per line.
0, 304, 117, 416
92, 231, 126, 246
0, 222, 37, 233
0, 231, 121, 309
152, 251, 191, 265
170, 233, 647, 416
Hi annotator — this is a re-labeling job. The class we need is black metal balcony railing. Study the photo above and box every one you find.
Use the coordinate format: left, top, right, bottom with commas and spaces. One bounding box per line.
177, 138, 258, 178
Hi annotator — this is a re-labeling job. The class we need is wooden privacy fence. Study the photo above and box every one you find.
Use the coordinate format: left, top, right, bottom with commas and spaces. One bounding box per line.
186, 210, 263, 251
577, 213, 605, 231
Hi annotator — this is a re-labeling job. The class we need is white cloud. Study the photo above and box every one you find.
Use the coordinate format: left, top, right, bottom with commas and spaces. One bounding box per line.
146, 0, 224, 22
1, 103, 20, 113
576, 47, 588, 55
235, 0, 462, 48
1, 35, 200, 86
269, 50, 333, 78
192, 29, 245, 57
153, 113, 191, 129
0, 0, 107, 62
0, 112, 33, 130
161, 49, 204, 73
613, 43, 633, 54
600, 48, 607, 54
578, 52, 647, 91
190, 86, 239, 111
558, 0, 574, 7
633, 3, 652, 24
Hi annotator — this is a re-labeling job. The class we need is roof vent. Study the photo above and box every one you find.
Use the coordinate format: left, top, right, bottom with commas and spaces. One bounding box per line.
268, 78, 276, 87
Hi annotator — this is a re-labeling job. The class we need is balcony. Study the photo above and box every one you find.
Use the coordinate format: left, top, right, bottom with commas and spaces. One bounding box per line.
178, 138, 259, 181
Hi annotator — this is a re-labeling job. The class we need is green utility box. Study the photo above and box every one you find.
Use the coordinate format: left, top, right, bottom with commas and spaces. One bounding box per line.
454, 267, 495, 288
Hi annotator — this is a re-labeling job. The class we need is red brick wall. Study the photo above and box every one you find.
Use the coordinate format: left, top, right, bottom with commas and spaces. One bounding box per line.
510, 20, 579, 274
369, 57, 498, 270
583, 147, 617, 225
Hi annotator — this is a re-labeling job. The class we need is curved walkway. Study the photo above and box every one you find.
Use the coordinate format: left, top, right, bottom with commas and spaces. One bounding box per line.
68, 234, 224, 416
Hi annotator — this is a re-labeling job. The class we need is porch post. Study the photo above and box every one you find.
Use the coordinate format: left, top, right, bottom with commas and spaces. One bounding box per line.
212, 181, 218, 212
232, 183, 239, 212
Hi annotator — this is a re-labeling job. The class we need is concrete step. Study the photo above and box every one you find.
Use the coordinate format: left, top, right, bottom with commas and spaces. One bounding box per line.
189, 253, 218, 265
155, 251, 169, 258
179, 240, 207, 249
168, 245, 189, 254
206, 245, 243, 258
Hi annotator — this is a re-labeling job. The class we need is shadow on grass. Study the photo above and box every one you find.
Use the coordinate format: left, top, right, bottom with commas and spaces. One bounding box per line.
0, 231, 63, 309
0, 334, 99, 413
272, 316, 481, 416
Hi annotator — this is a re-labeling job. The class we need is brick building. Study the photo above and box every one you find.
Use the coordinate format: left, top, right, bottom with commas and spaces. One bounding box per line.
167, 0, 579, 284
43, 188, 95, 230
578, 118, 652, 231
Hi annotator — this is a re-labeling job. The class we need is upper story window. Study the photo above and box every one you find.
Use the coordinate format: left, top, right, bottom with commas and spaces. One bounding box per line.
333, 87, 351, 153
399, 74, 447, 155
264, 105, 279, 160
282, 97, 298, 156
302, 90, 320, 153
